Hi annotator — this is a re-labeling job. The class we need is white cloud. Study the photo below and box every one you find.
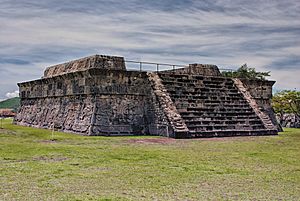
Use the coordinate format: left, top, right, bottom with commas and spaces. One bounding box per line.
0, 0, 299, 98
270, 69, 300, 91
5, 90, 19, 98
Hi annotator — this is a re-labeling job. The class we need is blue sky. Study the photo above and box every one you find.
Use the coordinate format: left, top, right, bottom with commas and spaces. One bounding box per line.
0, 0, 300, 100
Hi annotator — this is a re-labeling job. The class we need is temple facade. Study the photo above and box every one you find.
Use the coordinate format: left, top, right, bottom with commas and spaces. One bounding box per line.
14, 54, 279, 138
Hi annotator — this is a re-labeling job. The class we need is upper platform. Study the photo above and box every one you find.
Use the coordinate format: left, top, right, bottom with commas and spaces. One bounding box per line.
43, 55, 126, 78
42, 54, 222, 78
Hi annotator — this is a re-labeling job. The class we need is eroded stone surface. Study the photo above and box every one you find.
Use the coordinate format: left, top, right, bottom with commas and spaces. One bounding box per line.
15, 54, 279, 138
147, 72, 189, 138
15, 96, 94, 134
43, 55, 125, 78
233, 78, 277, 131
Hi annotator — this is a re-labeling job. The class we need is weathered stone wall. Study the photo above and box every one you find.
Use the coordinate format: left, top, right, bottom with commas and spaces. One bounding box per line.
233, 78, 277, 131
147, 72, 189, 138
43, 55, 125, 78
15, 68, 170, 136
15, 96, 94, 134
239, 79, 274, 104
158, 73, 277, 137
238, 79, 280, 131
15, 55, 279, 138
89, 93, 171, 136
277, 113, 300, 128
161, 64, 221, 76
19, 69, 148, 98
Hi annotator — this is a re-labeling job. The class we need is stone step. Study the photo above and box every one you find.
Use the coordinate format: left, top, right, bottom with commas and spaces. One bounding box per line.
179, 116, 261, 121
158, 73, 272, 136
178, 108, 255, 113
252, 125, 267, 129
168, 91, 243, 97
163, 82, 237, 89
160, 78, 234, 84
181, 117, 258, 123
180, 110, 255, 115
185, 119, 263, 125
187, 124, 265, 131
180, 111, 256, 117
159, 74, 232, 81
201, 104, 251, 108
181, 116, 261, 121
177, 107, 254, 113
189, 129, 277, 137
168, 91, 244, 96
170, 96, 247, 102
187, 125, 266, 131
159, 76, 233, 82
173, 99, 249, 104
166, 79, 234, 83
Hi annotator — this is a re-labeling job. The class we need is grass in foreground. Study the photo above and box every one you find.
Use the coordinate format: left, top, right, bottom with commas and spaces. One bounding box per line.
0, 119, 300, 200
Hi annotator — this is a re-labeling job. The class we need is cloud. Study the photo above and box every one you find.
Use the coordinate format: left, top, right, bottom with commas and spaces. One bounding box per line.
5, 90, 19, 98
270, 55, 300, 70
0, 0, 300, 99
0, 58, 30, 65
270, 69, 300, 91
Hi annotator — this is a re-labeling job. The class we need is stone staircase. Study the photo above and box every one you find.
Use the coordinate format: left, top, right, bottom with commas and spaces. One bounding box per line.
158, 73, 277, 137
147, 72, 189, 138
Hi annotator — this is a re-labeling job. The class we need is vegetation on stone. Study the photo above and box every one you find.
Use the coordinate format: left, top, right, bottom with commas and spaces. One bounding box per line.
222, 64, 270, 80
0, 119, 299, 200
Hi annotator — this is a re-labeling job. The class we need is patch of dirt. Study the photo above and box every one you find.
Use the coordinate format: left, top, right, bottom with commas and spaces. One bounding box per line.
127, 138, 177, 144
38, 139, 59, 144
1, 156, 68, 164
32, 156, 68, 162
193, 136, 265, 142
0, 129, 17, 135
125, 135, 274, 144
127, 136, 261, 144
194, 137, 240, 141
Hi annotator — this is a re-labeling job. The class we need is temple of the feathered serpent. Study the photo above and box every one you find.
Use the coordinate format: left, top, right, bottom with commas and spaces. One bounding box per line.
14, 54, 280, 138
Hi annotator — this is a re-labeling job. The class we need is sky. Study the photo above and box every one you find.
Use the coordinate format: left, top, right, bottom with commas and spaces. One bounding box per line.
0, 0, 300, 100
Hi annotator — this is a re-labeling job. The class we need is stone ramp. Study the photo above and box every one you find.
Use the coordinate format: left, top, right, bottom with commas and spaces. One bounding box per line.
158, 73, 277, 137
147, 72, 189, 138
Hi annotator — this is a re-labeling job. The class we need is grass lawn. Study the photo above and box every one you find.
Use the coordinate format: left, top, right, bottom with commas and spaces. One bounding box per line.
0, 119, 300, 200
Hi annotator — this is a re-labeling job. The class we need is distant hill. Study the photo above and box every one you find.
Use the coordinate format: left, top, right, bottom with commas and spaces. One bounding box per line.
0, 97, 20, 111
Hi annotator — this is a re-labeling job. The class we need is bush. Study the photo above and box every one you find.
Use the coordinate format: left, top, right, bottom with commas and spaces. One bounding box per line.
222, 64, 270, 80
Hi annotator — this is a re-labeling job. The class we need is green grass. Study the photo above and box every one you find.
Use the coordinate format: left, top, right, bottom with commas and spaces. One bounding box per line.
0, 97, 20, 111
1, 119, 300, 200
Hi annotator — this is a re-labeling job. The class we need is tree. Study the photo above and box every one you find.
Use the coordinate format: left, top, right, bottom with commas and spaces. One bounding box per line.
222, 64, 270, 80
272, 90, 300, 126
